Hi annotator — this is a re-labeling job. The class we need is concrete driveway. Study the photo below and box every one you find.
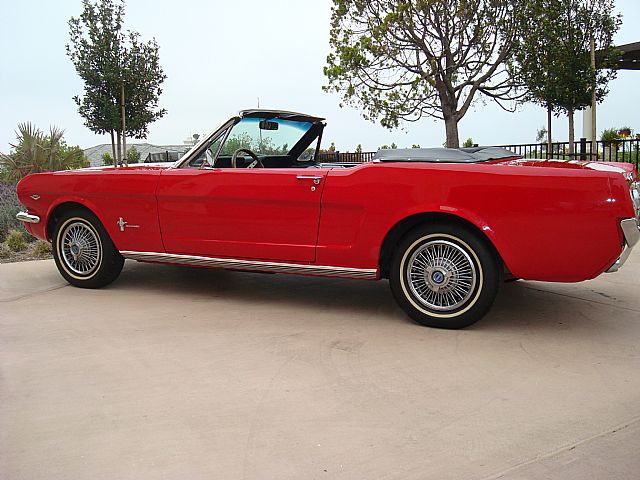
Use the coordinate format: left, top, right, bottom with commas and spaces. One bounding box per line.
2, 251, 640, 480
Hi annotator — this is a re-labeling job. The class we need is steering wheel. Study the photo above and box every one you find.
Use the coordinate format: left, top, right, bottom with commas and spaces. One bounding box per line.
231, 148, 264, 168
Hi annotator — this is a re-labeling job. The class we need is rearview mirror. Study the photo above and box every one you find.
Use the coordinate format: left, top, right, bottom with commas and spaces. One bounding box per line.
259, 120, 279, 131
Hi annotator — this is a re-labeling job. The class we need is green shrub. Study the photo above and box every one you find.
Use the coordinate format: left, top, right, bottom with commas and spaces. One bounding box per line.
0, 123, 89, 182
127, 146, 141, 164
6, 229, 26, 252
102, 152, 114, 166
0, 182, 23, 240
0, 242, 9, 258
601, 128, 620, 145
33, 240, 52, 257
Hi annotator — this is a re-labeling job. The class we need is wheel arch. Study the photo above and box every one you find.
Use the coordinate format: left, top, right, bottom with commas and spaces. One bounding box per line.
378, 212, 504, 279
46, 201, 101, 241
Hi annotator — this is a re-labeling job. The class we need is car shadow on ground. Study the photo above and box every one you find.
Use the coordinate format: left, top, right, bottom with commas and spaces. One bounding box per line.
105, 260, 640, 335
114, 260, 406, 324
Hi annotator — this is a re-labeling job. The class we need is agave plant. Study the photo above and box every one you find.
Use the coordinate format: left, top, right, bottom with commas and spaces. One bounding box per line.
0, 123, 88, 182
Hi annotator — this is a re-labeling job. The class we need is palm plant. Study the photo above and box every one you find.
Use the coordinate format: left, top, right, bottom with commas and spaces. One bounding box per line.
0, 123, 88, 182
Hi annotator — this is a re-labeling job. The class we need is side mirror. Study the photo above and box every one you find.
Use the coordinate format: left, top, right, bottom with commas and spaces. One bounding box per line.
259, 120, 279, 131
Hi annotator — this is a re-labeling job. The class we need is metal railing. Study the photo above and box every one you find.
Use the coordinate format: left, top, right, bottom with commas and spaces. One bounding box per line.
317, 138, 640, 171
317, 151, 377, 163
498, 138, 640, 170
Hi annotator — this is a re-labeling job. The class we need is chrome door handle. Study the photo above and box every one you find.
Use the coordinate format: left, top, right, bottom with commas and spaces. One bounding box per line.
296, 175, 322, 185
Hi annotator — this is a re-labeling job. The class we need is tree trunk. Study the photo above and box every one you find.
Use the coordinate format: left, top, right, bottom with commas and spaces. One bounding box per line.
121, 81, 127, 166
110, 130, 116, 165
547, 103, 552, 160
568, 108, 575, 157
444, 116, 460, 148
116, 130, 122, 166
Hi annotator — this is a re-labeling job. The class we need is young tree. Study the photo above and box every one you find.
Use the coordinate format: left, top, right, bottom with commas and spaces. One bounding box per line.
67, 0, 166, 165
324, 0, 521, 147
514, 0, 620, 156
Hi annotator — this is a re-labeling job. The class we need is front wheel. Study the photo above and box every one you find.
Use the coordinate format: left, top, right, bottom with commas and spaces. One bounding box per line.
52, 209, 124, 288
389, 223, 500, 329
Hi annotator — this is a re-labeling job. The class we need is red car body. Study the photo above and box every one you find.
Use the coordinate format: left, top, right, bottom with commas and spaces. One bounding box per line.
17, 155, 638, 280
15, 110, 640, 328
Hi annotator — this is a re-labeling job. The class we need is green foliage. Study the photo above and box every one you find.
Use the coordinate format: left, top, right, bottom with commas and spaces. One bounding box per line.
102, 152, 114, 165
411, 144, 421, 149
356, 144, 362, 154
320, 142, 337, 154
601, 128, 620, 144
0, 123, 89, 182
219, 134, 289, 156
67, 0, 167, 159
126, 145, 140, 163
0, 242, 9, 259
514, 0, 621, 117
536, 127, 548, 144
6, 229, 26, 252
33, 240, 53, 257
324, 0, 520, 147
463, 138, 475, 148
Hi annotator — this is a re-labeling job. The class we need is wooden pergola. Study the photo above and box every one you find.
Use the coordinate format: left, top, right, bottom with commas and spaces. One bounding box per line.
615, 41, 640, 70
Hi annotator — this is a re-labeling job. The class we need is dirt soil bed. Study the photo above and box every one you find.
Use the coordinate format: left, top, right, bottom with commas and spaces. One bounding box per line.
0, 242, 52, 264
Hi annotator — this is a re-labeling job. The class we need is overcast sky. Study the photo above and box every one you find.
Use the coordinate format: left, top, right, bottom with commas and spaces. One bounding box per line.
1, 0, 639, 153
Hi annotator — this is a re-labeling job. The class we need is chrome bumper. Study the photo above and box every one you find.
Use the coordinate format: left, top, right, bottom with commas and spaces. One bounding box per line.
606, 218, 640, 273
16, 211, 40, 224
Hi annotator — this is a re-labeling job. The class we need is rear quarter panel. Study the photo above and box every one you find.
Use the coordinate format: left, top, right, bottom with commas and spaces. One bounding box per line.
17, 167, 164, 252
318, 162, 632, 282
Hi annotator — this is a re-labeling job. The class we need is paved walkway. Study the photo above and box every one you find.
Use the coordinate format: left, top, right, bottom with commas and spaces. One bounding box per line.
1, 252, 639, 479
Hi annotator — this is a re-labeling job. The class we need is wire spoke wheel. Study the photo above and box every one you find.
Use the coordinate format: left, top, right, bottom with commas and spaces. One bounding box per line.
405, 239, 477, 312
60, 221, 101, 276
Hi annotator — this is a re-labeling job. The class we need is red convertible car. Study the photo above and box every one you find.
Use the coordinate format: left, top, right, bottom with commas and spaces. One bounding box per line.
16, 110, 640, 328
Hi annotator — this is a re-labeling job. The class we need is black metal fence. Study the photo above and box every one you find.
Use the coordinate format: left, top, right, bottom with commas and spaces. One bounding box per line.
317, 138, 640, 171
317, 151, 377, 163
498, 138, 640, 170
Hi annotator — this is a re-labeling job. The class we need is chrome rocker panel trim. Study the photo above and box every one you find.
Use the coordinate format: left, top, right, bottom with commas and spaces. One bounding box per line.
606, 218, 640, 273
16, 211, 40, 224
120, 251, 379, 280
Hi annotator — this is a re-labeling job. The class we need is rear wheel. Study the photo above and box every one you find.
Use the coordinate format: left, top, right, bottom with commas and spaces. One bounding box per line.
52, 209, 124, 288
389, 223, 500, 329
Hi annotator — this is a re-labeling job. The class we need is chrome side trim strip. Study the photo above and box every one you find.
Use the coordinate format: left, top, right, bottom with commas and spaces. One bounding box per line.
16, 211, 40, 224
120, 251, 379, 280
606, 218, 640, 273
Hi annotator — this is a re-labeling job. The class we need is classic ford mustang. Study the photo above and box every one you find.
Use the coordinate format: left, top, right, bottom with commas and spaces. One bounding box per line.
16, 110, 640, 328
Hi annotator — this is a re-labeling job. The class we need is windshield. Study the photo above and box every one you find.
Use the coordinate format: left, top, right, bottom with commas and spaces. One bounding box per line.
220, 117, 312, 156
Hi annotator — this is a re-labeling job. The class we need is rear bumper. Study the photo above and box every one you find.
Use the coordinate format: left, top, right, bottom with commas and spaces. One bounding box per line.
16, 211, 41, 224
606, 218, 640, 273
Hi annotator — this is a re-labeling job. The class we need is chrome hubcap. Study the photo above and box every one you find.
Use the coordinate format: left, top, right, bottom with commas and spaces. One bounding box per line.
406, 240, 477, 311
61, 221, 100, 276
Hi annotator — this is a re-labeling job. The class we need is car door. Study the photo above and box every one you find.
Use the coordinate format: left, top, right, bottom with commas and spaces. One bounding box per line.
156, 167, 328, 263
